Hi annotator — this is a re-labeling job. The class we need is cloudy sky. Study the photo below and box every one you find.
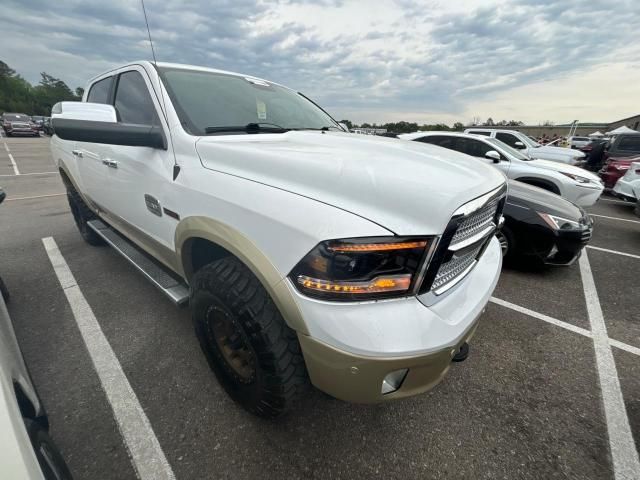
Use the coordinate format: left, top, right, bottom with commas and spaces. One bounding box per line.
2, 0, 638, 125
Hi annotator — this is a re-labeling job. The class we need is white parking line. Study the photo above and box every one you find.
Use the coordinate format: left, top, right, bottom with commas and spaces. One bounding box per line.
579, 251, 640, 480
590, 213, 640, 224
0, 171, 57, 177
7, 153, 20, 175
588, 245, 640, 260
42, 237, 176, 480
600, 198, 632, 205
5, 193, 66, 202
490, 297, 640, 357
490, 297, 592, 337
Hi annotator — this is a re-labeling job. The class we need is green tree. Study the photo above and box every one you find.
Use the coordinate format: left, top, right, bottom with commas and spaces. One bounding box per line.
0, 62, 80, 115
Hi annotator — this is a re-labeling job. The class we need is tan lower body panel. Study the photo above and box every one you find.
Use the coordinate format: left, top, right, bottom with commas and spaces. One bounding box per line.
298, 321, 479, 404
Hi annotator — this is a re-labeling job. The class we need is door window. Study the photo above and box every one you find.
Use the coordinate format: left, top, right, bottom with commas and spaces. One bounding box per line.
456, 138, 494, 157
417, 135, 457, 149
114, 71, 160, 125
496, 132, 521, 148
87, 77, 113, 104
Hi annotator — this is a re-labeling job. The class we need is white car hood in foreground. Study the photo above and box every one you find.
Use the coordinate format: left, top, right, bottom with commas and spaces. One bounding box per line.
196, 132, 506, 234
529, 159, 601, 183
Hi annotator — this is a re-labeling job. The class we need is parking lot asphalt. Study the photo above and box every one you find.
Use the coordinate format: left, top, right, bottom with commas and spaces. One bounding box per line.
0, 136, 638, 480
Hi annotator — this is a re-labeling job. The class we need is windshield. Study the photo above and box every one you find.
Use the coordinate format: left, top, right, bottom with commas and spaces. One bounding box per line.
519, 134, 540, 148
4, 114, 29, 121
158, 67, 340, 135
485, 137, 531, 161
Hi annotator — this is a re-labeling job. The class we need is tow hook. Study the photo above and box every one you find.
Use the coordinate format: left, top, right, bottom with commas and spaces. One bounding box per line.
452, 342, 469, 362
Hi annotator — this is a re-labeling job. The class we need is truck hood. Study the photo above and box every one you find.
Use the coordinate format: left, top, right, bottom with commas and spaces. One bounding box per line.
531, 144, 585, 159
195, 131, 506, 234
529, 159, 602, 183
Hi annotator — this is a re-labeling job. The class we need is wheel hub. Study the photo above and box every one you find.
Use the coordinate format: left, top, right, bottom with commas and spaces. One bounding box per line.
207, 306, 256, 383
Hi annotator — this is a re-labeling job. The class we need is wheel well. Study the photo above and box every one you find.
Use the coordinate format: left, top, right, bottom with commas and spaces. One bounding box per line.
182, 237, 233, 281
58, 168, 72, 188
515, 177, 561, 195
13, 382, 36, 419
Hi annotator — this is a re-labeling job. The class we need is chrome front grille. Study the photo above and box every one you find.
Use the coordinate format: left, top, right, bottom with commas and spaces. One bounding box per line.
449, 197, 500, 249
419, 184, 506, 296
431, 242, 484, 292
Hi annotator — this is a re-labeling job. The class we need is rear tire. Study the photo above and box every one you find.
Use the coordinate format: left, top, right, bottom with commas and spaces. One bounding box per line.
23, 418, 73, 480
191, 257, 308, 418
64, 184, 104, 246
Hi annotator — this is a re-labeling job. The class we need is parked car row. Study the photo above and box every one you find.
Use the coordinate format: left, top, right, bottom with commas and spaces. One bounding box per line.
1, 113, 41, 137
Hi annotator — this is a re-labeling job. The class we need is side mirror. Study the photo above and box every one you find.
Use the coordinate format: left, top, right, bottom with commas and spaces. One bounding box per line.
485, 150, 501, 163
51, 102, 167, 150
0, 188, 5, 205
514, 141, 525, 148
338, 122, 350, 132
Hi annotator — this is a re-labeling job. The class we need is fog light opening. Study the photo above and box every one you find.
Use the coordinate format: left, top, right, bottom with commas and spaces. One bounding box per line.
381, 369, 409, 395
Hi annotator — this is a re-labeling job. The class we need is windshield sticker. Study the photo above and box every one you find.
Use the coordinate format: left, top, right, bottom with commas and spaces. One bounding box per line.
256, 100, 267, 120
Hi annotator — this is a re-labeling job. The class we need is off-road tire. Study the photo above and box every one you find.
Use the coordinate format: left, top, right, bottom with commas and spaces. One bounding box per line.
23, 418, 73, 480
64, 183, 104, 246
191, 257, 308, 418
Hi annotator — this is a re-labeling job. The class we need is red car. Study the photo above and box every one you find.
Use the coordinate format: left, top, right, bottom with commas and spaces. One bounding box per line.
599, 156, 640, 189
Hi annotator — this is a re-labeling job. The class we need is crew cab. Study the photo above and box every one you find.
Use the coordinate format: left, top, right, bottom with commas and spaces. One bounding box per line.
464, 128, 585, 165
50, 61, 506, 417
399, 132, 603, 207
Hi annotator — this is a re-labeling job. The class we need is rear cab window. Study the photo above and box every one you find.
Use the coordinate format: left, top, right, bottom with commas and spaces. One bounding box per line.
87, 76, 113, 104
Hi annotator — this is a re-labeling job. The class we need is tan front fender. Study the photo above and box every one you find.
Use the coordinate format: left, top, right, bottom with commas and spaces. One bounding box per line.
175, 216, 308, 334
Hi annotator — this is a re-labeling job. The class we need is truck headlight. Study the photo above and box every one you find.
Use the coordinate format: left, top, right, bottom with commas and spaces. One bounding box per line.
538, 212, 581, 230
289, 237, 431, 300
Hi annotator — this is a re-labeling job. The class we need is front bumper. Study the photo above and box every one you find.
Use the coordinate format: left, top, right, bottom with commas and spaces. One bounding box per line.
613, 178, 638, 202
294, 236, 502, 403
571, 183, 603, 207
543, 228, 592, 265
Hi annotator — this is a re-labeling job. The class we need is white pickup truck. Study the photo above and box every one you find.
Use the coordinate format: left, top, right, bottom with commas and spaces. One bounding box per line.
50, 61, 506, 417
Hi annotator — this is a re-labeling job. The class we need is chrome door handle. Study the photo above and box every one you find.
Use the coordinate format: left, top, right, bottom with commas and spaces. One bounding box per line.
72, 150, 83, 158
102, 159, 118, 168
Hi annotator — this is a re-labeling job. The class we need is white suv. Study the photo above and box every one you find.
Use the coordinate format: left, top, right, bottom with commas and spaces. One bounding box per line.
50, 61, 506, 417
400, 132, 603, 206
464, 128, 585, 165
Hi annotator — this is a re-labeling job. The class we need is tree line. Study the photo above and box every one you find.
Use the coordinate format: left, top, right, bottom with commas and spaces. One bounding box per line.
0, 61, 83, 116
339, 118, 525, 134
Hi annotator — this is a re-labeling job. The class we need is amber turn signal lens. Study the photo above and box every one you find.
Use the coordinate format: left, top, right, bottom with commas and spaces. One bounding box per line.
297, 274, 412, 295
327, 241, 428, 252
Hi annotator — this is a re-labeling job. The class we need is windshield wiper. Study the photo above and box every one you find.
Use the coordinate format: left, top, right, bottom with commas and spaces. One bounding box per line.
204, 123, 289, 134
298, 125, 343, 132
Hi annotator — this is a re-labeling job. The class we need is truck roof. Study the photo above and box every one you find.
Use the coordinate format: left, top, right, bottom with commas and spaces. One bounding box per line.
88, 60, 285, 89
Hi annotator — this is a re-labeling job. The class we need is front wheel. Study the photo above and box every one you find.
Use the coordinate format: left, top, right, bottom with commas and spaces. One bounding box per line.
496, 225, 515, 261
191, 257, 308, 418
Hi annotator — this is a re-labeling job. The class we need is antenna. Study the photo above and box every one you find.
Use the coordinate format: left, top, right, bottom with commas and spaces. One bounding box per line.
140, 0, 158, 65
139, 0, 180, 179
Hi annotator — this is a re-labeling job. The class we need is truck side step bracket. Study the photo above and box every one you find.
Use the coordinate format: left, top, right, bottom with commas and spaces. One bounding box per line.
87, 219, 189, 306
